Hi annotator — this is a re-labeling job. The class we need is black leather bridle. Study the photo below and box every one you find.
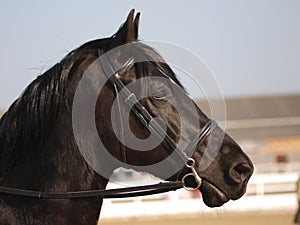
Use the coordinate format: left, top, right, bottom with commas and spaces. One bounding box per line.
0, 53, 217, 199
100, 53, 218, 191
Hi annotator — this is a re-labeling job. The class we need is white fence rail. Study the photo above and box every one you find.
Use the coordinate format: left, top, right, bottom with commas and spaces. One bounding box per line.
101, 172, 299, 219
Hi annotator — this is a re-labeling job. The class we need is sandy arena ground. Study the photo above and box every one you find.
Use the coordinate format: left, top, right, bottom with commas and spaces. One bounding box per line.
99, 211, 295, 225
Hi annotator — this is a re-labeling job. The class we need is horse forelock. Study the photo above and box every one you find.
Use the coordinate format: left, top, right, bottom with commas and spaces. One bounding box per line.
133, 43, 184, 88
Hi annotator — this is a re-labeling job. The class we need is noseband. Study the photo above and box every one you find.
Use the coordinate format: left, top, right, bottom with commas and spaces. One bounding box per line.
0, 53, 217, 200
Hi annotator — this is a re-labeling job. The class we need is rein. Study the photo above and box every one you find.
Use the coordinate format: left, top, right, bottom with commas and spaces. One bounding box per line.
0, 181, 184, 199
0, 53, 217, 200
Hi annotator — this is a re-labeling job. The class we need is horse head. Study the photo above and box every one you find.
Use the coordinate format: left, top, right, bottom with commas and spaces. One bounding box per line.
73, 10, 254, 207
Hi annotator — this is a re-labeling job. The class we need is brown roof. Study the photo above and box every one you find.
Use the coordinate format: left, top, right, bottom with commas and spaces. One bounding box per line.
196, 94, 300, 140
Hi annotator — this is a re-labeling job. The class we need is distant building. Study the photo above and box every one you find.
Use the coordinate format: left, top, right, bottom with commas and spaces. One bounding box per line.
197, 94, 300, 173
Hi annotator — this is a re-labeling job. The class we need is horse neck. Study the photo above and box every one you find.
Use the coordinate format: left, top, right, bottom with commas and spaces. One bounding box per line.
0, 99, 108, 225
1, 106, 108, 193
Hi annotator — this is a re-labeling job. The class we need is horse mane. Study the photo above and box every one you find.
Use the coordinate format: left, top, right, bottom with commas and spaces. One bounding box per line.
0, 39, 109, 179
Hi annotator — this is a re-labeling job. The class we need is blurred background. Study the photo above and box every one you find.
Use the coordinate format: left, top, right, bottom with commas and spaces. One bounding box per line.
0, 1, 299, 225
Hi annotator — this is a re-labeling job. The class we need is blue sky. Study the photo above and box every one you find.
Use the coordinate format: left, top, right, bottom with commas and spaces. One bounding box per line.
0, 1, 299, 109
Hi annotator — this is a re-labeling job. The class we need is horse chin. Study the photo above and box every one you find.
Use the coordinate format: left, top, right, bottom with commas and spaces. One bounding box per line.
200, 180, 229, 207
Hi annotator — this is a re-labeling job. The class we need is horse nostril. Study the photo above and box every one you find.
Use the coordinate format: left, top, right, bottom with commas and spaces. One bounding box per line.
235, 163, 252, 175
229, 163, 252, 184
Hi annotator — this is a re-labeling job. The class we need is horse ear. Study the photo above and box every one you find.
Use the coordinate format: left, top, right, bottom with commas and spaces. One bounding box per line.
134, 12, 140, 40
107, 9, 140, 50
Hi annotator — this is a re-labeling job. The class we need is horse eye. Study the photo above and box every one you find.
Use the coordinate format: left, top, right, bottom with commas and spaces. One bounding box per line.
152, 89, 168, 100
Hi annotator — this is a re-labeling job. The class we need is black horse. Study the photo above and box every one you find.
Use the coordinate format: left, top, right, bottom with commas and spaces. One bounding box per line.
0, 10, 253, 225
